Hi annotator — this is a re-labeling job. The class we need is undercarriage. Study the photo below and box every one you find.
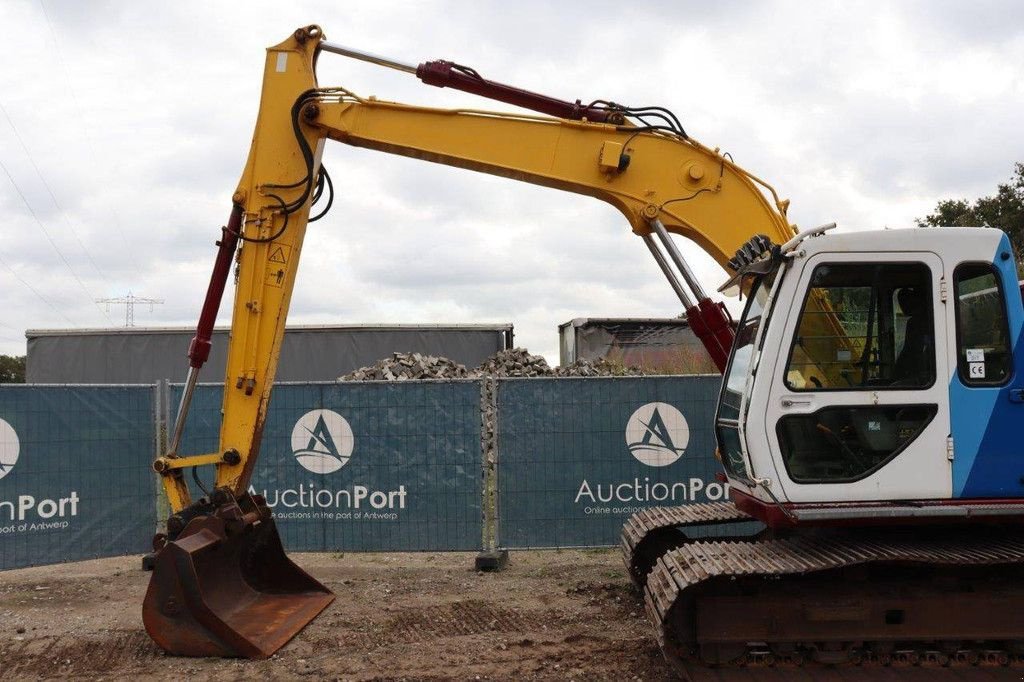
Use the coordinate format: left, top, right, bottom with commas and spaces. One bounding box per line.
622, 503, 1024, 677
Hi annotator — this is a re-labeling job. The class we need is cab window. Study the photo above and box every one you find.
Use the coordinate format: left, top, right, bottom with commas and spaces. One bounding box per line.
778, 404, 937, 483
715, 270, 776, 480
784, 262, 934, 390
954, 263, 1012, 385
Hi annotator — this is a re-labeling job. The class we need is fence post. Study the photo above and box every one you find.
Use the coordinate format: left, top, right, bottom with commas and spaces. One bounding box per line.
475, 377, 507, 571
142, 380, 169, 572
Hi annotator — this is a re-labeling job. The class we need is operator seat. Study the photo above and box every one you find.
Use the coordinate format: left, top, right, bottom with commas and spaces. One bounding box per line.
892, 287, 932, 385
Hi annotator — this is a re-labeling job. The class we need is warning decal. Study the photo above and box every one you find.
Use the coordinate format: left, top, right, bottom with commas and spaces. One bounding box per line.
265, 244, 291, 288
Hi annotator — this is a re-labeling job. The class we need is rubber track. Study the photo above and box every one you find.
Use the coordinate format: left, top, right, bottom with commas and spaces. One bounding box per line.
645, 534, 1024, 654
620, 503, 753, 585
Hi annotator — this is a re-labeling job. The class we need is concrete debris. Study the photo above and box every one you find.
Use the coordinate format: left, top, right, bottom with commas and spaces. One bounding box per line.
339, 352, 469, 381
474, 348, 551, 378
339, 348, 644, 382
554, 357, 646, 378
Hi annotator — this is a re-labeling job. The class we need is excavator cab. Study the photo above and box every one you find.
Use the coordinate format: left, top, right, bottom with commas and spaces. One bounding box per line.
717, 225, 1024, 516
143, 490, 334, 658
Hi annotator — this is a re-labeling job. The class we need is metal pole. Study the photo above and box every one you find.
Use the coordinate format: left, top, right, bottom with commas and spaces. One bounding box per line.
649, 219, 708, 300
319, 41, 418, 74
642, 234, 696, 308
167, 366, 199, 456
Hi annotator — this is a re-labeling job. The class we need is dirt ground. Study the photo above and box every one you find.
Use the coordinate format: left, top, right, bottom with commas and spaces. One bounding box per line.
8, 550, 1024, 682
0, 549, 673, 681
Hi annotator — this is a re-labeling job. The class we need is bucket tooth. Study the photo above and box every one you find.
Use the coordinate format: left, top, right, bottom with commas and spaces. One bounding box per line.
142, 495, 334, 658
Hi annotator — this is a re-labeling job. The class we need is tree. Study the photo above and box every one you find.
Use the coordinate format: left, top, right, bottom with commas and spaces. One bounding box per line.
917, 163, 1024, 265
0, 355, 25, 383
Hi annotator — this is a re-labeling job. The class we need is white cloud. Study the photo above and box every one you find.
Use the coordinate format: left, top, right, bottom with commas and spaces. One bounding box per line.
0, 0, 1021, 366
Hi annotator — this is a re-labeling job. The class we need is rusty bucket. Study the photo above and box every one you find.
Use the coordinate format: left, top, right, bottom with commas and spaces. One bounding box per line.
142, 494, 334, 658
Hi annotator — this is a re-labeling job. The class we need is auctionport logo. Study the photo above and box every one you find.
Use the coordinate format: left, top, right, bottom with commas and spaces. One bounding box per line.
625, 402, 688, 467
291, 409, 354, 474
0, 418, 19, 481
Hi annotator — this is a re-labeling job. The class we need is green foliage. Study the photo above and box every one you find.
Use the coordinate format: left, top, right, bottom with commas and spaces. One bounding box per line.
0, 355, 25, 383
917, 163, 1024, 265
609, 346, 718, 375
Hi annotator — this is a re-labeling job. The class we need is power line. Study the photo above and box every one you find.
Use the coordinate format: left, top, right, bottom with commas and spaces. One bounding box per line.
0, 156, 115, 325
0, 250, 76, 326
0, 100, 109, 284
37, 0, 143, 281
0, 320, 24, 345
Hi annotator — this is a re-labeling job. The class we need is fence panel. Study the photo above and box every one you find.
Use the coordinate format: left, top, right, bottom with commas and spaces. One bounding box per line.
496, 375, 760, 548
170, 380, 483, 551
0, 385, 157, 570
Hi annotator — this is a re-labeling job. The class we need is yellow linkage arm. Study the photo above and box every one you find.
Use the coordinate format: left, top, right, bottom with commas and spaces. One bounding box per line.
157, 26, 797, 510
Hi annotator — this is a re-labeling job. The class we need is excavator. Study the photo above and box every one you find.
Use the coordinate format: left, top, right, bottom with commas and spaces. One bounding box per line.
143, 24, 1024, 675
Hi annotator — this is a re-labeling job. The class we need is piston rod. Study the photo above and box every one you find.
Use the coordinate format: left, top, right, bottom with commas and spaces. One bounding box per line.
642, 234, 696, 308
319, 41, 418, 74
647, 219, 733, 372
168, 366, 198, 456
649, 218, 708, 300
168, 205, 243, 458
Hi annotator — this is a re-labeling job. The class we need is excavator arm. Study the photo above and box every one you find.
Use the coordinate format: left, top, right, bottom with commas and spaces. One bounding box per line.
155, 25, 795, 510
314, 94, 793, 259
144, 25, 796, 659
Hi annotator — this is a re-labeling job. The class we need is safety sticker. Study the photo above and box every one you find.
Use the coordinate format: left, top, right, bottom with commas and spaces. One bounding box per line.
265, 244, 291, 288
969, 362, 986, 379
966, 348, 985, 362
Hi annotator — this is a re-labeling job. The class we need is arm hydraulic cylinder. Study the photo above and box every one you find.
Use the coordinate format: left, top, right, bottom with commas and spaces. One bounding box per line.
319, 40, 621, 123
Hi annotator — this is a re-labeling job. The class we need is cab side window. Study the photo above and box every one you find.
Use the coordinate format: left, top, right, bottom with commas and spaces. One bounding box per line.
954, 263, 1012, 385
778, 404, 937, 483
785, 263, 934, 390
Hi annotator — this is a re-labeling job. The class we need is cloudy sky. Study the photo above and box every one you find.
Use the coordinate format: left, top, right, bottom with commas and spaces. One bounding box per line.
0, 1, 1021, 365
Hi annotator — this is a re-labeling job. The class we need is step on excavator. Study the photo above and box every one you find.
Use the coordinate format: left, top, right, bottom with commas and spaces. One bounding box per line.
143, 25, 1024, 674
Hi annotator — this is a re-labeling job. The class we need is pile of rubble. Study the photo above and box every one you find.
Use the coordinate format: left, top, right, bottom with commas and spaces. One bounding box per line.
339, 348, 645, 382
474, 348, 551, 377
555, 357, 645, 377
339, 352, 470, 381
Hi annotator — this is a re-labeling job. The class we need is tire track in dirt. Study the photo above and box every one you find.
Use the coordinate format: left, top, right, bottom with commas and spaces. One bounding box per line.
301, 600, 568, 658
381, 599, 554, 643
0, 552, 675, 680
7, 630, 157, 677
314, 634, 665, 681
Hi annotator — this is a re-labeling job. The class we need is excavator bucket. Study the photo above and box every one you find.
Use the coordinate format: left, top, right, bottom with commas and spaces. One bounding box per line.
142, 494, 334, 658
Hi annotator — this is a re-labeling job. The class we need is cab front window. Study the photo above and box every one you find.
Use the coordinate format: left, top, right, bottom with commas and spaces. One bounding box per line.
715, 271, 776, 479
784, 262, 934, 390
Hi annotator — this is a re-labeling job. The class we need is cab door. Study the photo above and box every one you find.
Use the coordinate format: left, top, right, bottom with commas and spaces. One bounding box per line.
947, 255, 1024, 499
764, 251, 951, 503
